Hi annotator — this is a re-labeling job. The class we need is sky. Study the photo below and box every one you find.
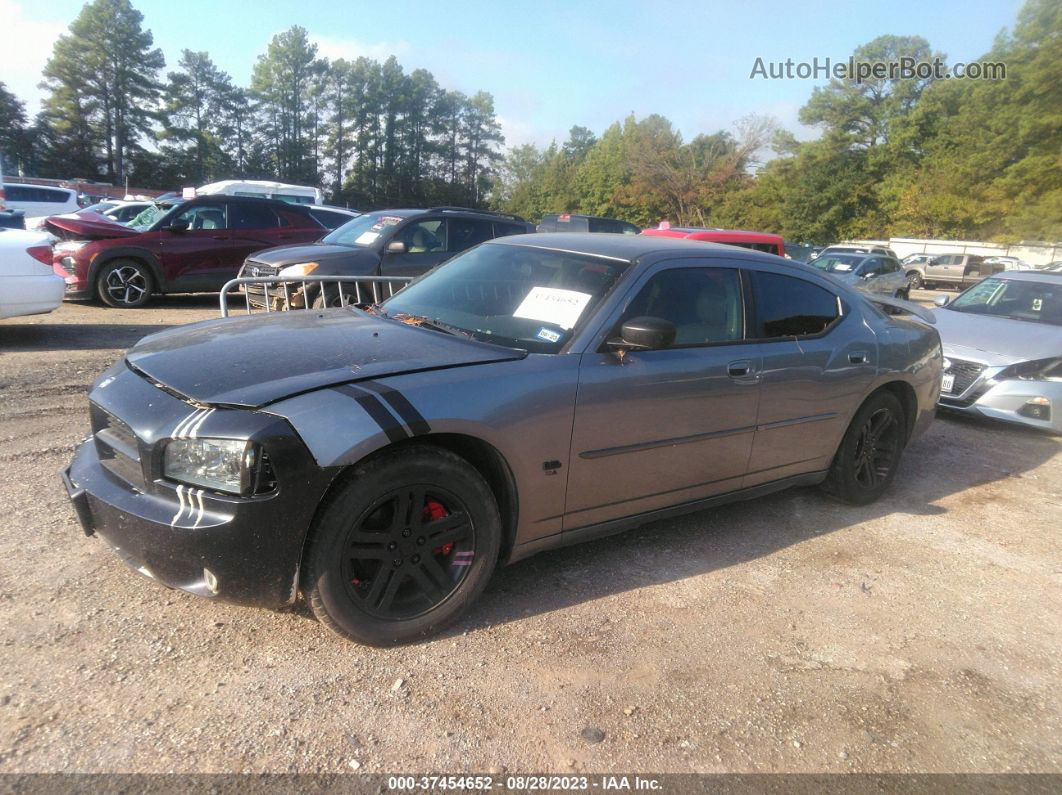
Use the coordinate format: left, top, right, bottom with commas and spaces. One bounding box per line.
2, 0, 1023, 151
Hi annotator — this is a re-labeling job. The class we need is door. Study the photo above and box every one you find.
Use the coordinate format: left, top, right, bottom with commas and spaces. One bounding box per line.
856, 257, 889, 294
880, 257, 907, 294
565, 264, 761, 529
379, 218, 452, 278
744, 270, 876, 486
158, 201, 233, 291
227, 202, 289, 282
926, 254, 961, 283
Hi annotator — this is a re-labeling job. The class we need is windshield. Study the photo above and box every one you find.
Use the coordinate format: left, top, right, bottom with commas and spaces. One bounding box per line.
82, 201, 118, 214
811, 253, 864, 273
381, 242, 631, 353
322, 212, 407, 247
948, 277, 1062, 326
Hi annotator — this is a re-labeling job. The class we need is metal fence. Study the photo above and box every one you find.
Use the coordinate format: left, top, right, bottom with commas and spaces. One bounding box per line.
219, 275, 413, 317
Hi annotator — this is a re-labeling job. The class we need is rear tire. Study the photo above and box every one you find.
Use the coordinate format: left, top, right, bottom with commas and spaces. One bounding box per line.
820, 391, 906, 505
303, 445, 501, 646
96, 259, 154, 308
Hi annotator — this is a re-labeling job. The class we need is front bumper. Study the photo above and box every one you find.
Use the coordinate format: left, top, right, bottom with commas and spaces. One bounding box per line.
64, 439, 308, 605
939, 377, 1062, 433
61, 362, 338, 607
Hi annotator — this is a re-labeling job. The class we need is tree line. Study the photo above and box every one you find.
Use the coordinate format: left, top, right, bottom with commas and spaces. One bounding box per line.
491, 0, 1060, 244
0, 0, 503, 209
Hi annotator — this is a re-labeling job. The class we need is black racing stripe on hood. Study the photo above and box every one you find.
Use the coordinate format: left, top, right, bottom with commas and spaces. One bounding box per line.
358, 381, 432, 436
333, 385, 409, 444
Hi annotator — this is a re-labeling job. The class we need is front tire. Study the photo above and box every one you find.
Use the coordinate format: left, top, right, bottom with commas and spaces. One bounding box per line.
96, 259, 154, 308
906, 271, 923, 290
304, 445, 501, 646
820, 391, 906, 505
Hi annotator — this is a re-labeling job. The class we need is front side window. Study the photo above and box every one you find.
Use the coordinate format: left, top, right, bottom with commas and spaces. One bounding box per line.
619, 267, 745, 346
173, 203, 227, 230
393, 219, 447, 253
752, 271, 841, 338
860, 257, 884, 276
381, 242, 630, 353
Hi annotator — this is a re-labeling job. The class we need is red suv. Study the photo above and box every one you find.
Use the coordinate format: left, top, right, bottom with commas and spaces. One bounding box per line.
48, 196, 325, 307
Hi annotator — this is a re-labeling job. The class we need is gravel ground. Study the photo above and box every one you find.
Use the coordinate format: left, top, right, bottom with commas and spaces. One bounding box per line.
0, 292, 1059, 775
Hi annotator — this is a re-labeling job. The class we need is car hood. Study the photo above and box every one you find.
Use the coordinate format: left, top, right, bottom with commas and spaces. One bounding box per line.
125, 309, 526, 408
44, 213, 141, 240
935, 308, 1062, 366
246, 243, 376, 271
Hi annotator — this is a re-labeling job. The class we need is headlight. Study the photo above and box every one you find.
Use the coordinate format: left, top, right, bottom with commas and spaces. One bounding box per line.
54, 240, 89, 254
997, 357, 1062, 382
163, 438, 257, 495
278, 262, 319, 278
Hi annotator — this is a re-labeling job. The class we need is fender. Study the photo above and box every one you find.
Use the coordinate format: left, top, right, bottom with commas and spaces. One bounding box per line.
264, 355, 582, 548
89, 246, 167, 292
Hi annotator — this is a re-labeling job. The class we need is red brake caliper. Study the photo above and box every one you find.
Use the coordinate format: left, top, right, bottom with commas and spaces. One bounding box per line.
424, 498, 453, 557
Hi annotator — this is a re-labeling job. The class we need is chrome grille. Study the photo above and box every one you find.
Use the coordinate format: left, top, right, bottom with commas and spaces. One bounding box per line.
90, 404, 144, 488
943, 358, 987, 396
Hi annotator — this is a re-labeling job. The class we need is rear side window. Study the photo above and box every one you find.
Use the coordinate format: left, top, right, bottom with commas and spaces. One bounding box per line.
230, 203, 279, 229
447, 218, 493, 252
5, 185, 30, 201
752, 271, 841, 338
493, 221, 527, 238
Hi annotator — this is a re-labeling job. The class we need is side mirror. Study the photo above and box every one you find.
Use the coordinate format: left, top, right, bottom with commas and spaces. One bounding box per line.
386, 240, 407, 254
607, 316, 676, 353
167, 219, 189, 232
934, 295, 950, 307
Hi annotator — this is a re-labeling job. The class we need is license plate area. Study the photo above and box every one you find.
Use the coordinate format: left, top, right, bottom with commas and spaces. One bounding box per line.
942, 373, 955, 393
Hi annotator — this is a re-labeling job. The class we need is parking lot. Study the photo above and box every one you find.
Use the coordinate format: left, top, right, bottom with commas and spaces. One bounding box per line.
0, 291, 1059, 774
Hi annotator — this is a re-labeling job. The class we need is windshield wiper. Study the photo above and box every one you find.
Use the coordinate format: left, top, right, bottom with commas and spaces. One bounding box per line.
390, 313, 477, 340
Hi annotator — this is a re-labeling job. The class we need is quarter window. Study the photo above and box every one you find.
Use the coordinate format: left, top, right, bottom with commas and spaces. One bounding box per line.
752, 271, 840, 338
620, 267, 745, 346
229, 203, 280, 229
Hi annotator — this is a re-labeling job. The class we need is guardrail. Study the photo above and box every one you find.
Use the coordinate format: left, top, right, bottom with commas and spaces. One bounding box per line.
219, 275, 413, 317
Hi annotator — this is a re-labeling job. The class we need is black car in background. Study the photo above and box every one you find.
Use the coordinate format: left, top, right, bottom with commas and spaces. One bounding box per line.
537, 213, 640, 235
239, 206, 533, 308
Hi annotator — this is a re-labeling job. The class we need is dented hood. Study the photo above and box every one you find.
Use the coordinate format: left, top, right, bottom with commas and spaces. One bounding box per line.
45, 213, 141, 240
125, 308, 527, 407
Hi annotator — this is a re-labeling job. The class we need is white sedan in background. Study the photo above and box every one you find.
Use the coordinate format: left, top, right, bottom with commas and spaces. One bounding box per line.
0, 227, 63, 319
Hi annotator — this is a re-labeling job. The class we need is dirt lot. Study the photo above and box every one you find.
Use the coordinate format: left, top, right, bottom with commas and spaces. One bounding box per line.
0, 293, 1059, 775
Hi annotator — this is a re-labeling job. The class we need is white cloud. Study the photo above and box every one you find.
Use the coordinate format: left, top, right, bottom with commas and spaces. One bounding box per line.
312, 34, 412, 64
0, 0, 66, 116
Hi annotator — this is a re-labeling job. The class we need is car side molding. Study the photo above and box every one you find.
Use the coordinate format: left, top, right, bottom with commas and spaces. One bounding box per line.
505, 469, 829, 565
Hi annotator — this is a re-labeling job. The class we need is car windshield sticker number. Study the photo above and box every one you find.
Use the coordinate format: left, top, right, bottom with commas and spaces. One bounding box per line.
536, 327, 562, 343
371, 216, 404, 232
514, 287, 592, 331
355, 231, 380, 245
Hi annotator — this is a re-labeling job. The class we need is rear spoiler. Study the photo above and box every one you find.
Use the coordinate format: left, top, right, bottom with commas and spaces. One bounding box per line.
863, 294, 936, 324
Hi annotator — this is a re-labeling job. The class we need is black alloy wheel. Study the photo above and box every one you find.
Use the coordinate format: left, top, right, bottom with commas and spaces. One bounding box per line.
341, 485, 475, 620
821, 390, 906, 504
851, 407, 901, 491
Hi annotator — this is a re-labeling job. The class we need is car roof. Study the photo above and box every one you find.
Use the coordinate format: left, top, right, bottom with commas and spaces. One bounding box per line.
992, 270, 1062, 282
188, 194, 305, 211
488, 232, 785, 262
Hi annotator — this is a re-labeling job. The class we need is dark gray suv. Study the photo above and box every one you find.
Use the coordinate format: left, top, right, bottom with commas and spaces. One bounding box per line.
239, 206, 533, 308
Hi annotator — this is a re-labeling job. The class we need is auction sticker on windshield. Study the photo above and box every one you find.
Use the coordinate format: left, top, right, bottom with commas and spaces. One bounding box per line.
514, 287, 591, 330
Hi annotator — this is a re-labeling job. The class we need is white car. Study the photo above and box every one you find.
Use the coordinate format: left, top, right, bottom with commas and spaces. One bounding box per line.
2, 183, 80, 226
70, 200, 154, 226
0, 227, 64, 319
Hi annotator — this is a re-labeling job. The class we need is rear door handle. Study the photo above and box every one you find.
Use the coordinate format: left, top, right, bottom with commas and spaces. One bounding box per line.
849, 351, 868, 364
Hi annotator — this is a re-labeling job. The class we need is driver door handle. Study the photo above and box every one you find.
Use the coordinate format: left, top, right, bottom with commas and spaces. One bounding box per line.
727, 359, 758, 381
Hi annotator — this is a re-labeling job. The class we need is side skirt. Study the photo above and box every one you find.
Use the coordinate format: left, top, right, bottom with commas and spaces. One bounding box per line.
505, 470, 829, 565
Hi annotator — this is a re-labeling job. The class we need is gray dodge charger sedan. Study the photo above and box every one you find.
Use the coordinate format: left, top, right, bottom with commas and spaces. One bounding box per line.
64, 234, 941, 645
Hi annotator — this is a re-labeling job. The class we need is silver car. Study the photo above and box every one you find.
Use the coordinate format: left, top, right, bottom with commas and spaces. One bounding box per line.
63, 234, 941, 645
934, 271, 1062, 433
810, 251, 910, 298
